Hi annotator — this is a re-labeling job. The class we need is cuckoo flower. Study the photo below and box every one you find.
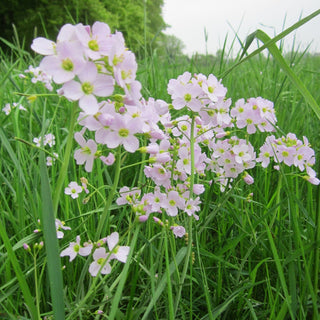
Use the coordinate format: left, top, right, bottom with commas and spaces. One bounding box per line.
60, 235, 93, 261
39, 41, 86, 84
75, 21, 111, 60
89, 247, 112, 277
62, 61, 114, 115
74, 130, 97, 172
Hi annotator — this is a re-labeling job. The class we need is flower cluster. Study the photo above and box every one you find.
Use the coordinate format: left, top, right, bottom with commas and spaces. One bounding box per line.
2, 102, 27, 115
257, 133, 319, 184
21, 65, 53, 91
231, 97, 277, 134
33, 133, 58, 166
27, 21, 319, 280
60, 232, 129, 277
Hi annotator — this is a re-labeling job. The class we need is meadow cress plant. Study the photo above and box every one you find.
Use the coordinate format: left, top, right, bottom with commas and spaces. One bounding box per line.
27, 20, 319, 287
2, 102, 27, 115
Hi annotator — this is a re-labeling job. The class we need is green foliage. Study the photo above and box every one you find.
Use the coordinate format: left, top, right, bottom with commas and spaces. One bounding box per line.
1, 14, 320, 319
0, 0, 166, 56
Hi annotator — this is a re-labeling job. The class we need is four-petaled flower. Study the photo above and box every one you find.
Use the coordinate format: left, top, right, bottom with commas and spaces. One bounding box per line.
64, 181, 83, 199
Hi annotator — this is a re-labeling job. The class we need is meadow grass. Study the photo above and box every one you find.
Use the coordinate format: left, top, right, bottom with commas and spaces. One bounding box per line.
0, 20, 320, 320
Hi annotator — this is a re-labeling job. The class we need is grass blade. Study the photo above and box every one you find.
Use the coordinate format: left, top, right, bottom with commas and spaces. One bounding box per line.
0, 222, 38, 319
265, 223, 294, 319
142, 247, 187, 320
108, 225, 141, 320
39, 151, 65, 319
220, 9, 320, 120
250, 29, 320, 120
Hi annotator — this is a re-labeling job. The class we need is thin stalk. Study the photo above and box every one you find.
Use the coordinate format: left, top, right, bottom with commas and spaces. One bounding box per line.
165, 229, 175, 320
174, 115, 196, 317
96, 146, 122, 239
53, 102, 77, 214
33, 253, 41, 318
314, 186, 320, 320
0, 223, 38, 320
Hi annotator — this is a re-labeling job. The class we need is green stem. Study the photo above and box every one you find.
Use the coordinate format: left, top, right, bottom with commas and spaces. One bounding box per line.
174, 114, 196, 317
96, 146, 122, 239
33, 252, 41, 318
165, 229, 175, 320
0, 223, 39, 320
53, 102, 77, 214
313, 186, 320, 320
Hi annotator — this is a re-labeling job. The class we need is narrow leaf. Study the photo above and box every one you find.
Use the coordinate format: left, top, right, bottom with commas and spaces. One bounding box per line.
0, 223, 38, 319
142, 247, 187, 320
39, 151, 65, 319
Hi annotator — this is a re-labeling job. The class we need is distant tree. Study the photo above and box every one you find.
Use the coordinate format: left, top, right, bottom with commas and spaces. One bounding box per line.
0, 0, 167, 56
156, 34, 186, 60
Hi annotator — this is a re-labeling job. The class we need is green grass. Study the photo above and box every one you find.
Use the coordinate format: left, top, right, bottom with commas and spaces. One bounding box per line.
1, 17, 320, 320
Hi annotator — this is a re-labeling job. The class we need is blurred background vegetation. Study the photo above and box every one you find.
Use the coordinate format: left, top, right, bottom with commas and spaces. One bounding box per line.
0, 0, 187, 59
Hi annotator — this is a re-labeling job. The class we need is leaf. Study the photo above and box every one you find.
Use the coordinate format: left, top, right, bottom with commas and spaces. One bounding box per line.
0, 223, 38, 319
39, 151, 65, 319
141, 247, 187, 320
220, 9, 320, 120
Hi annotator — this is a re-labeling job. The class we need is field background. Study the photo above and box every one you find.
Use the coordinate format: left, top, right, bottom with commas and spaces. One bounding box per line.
1, 7, 320, 320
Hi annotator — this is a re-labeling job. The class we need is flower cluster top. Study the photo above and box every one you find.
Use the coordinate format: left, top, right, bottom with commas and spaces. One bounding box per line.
25, 21, 320, 276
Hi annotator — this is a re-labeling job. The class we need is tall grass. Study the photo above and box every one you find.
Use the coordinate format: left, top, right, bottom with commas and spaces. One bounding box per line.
0, 14, 320, 320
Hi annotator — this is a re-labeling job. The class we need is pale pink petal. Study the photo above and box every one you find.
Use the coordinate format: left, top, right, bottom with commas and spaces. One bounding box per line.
78, 62, 97, 83
79, 95, 99, 115
106, 132, 121, 149
31, 37, 55, 55
60, 246, 77, 262
106, 232, 119, 251
123, 136, 139, 153
57, 24, 77, 42
62, 81, 83, 100
115, 246, 130, 263
89, 261, 101, 277
79, 245, 93, 256
100, 262, 112, 275
74, 131, 86, 147
93, 75, 114, 97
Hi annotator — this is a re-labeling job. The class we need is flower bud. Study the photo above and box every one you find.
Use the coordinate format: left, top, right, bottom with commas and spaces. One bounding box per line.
23, 243, 31, 252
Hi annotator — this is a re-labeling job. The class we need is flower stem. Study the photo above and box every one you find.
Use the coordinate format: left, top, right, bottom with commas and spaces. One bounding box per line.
174, 114, 196, 317
96, 146, 122, 239
33, 253, 41, 319
165, 229, 175, 320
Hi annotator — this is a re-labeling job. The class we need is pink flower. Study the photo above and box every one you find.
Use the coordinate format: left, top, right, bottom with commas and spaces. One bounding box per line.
89, 247, 112, 277
193, 184, 205, 195
162, 190, 185, 217
243, 172, 254, 185
62, 62, 114, 115
171, 82, 202, 112
64, 181, 83, 199
105, 115, 142, 152
171, 225, 186, 238
55, 219, 71, 239
201, 74, 227, 103
304, 167, 320, 185
74, 131, 97, 172
39, 41, 86, 84
75, 22, 111, 60
232, 144, 252, 164
100, 153, 115, 166
116, 187, 141, 205
60, 235, 93, 261
185, 197, 201, 220
106, 232, 130, 263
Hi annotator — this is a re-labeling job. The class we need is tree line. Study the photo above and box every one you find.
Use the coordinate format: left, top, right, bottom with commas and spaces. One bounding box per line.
0, 0, 185, 58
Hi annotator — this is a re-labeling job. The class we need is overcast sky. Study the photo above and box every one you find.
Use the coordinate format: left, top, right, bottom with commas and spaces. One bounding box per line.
162, 0, 320, 56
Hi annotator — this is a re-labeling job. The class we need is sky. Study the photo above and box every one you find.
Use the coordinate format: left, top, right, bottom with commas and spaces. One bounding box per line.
162, 0, 320, 56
